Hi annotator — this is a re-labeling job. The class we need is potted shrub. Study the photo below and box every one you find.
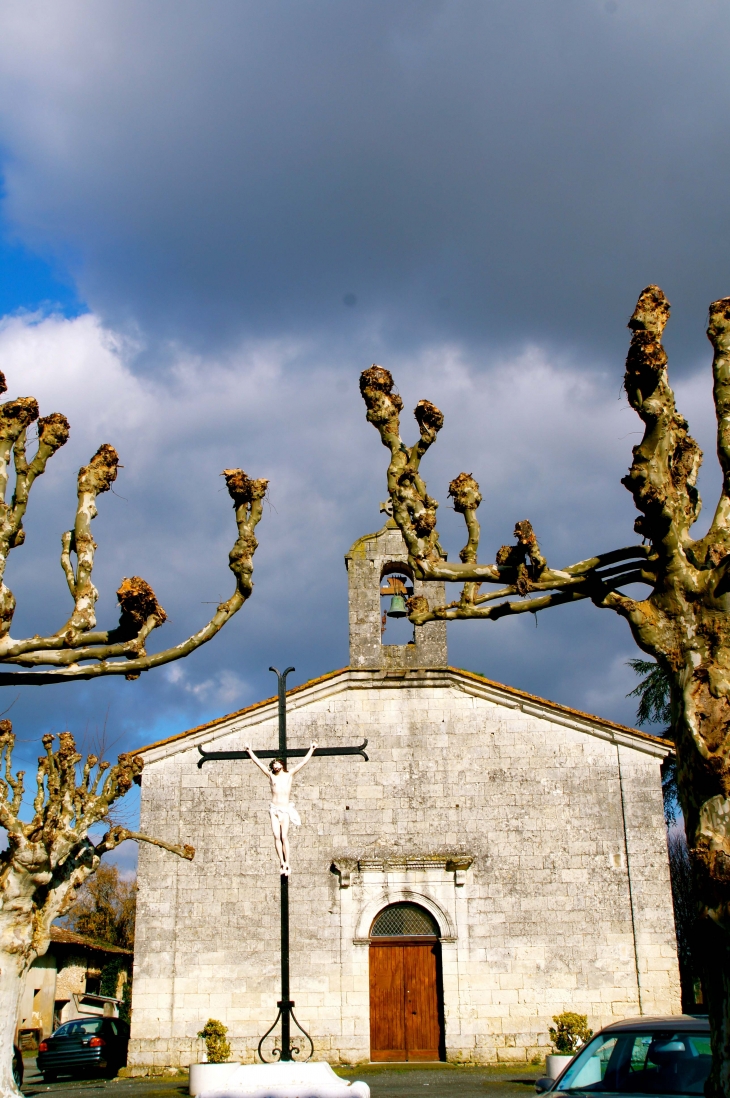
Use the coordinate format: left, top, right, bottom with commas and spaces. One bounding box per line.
546, 1013, 593, 1079
189, 1020, 239, 1096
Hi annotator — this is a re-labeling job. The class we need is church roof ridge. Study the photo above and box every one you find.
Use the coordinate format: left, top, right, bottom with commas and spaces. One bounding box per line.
135, 664, 672, 758
136, 666, 348, 754
448, 666, 673, 750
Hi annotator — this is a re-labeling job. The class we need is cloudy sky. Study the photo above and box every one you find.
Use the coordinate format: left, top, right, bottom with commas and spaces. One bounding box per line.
0, 1, 727, 851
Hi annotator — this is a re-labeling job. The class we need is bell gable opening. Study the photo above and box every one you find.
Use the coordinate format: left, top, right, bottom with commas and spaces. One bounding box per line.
380, 567, 415, 648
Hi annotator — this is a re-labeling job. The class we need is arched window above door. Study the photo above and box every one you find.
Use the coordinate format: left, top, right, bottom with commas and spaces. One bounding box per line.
370, 903, 439, 938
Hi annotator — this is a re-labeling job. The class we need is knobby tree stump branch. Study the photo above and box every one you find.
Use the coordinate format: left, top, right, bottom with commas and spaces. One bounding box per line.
0, 370, 266, 682
361, 288, 730, 1098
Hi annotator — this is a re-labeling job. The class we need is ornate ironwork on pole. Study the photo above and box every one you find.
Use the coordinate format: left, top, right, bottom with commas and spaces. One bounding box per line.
257, 874, 314, 1063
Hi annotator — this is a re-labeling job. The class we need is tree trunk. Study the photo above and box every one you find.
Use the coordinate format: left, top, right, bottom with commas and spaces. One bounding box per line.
700, 922, 730, 1098
662, 664, 730, 1096
0, 950, 27, 1098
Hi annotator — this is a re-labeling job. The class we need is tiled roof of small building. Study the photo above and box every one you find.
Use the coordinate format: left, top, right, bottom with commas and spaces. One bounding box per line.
50, 926, 132, 956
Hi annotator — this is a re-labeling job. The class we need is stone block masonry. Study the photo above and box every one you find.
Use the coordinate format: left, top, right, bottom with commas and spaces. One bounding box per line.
129, 667, 679, 1070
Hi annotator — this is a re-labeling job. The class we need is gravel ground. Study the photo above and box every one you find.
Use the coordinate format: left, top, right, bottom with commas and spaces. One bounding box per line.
21, 1058, 542, 1098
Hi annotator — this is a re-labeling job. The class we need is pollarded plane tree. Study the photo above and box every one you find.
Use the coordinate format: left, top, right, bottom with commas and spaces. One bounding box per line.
0, 730, 192, 1084
360, 287, 730, 1098
0, 369, 266, 1096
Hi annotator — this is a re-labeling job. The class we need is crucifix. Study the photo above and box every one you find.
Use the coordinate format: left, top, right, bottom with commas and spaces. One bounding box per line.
197, 666, 368, 1063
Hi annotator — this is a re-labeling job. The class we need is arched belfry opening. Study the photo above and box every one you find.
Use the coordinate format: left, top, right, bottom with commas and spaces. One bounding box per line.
369, 903, 445, 1062
345, 510, 447, 670
380, 565, 414, 647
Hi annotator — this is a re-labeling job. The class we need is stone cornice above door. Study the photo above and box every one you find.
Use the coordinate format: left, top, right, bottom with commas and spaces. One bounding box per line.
332, 854, 474, 889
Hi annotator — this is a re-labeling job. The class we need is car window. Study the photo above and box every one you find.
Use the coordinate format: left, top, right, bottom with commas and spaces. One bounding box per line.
563, 1037, 619, 1089
558, 1031, 712, 1095
629, 1035, 652, 1073
53, 1018, 104, 1037
686, 1036, 712, 1059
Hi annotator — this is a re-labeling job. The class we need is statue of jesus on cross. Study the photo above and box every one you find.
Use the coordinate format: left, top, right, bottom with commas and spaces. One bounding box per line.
244, 741, 318, 875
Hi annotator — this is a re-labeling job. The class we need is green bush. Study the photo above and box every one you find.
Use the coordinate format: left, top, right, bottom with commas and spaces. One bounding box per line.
197, 1019, 231, 1064
99, 958, 132, 1023
549, 1012, 593, 1054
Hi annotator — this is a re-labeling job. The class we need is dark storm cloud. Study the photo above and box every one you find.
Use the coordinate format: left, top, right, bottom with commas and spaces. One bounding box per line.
0, 0, 728, 364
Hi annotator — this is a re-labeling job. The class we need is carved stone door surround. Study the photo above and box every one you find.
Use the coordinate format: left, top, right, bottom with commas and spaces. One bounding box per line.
332, 854, 473, 1062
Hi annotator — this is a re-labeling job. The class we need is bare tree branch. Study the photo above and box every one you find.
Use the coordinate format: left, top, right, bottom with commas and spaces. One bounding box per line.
621, 285, 703, 558
58, 443, 120, 637
361, 363, 653, 617
700, 297, 730, 550
408, 587, 590, 623
0, 371, 267, 683
95, 826, 195, 861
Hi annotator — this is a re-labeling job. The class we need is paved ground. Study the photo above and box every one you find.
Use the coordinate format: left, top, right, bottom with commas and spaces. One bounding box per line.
22, 1058, 543, 1098
339, 1062, 542, 1097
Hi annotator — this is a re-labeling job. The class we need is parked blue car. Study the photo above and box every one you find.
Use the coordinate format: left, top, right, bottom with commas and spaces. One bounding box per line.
37, 1017, 129, 1081
536, 1016, 711, 1097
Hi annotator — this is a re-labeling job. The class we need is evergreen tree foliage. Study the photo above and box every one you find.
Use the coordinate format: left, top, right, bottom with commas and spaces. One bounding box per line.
626, 658, 672, 727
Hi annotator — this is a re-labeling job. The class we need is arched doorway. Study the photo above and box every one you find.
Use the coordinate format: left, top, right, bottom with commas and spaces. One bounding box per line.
369, 903, 445, 1062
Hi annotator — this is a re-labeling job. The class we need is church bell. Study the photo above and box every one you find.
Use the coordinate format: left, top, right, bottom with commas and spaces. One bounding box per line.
386, 594, 408, 618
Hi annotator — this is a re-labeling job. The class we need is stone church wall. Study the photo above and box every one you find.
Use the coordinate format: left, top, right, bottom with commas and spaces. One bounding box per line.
128, 671, 680, 1070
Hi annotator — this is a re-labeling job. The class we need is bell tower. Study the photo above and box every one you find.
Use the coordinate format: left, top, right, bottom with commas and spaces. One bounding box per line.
345, 506, 448, 670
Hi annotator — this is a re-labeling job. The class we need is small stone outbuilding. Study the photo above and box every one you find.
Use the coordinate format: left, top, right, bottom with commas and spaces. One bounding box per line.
17, 927, 131, 1046
129, 516, 680, 1071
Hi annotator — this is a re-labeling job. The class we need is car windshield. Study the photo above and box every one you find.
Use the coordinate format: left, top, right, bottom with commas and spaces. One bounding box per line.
53, 1018, 104, 1037
556, 1030, 711, 1095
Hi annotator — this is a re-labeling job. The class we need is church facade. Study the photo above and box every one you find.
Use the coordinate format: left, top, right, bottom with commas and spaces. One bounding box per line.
128, 518, 681, 1072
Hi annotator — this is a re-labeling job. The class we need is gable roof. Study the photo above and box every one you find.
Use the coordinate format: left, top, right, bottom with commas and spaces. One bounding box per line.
136, 665, 672, 762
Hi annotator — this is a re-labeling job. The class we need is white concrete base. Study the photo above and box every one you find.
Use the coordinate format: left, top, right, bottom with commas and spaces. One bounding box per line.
190, 1063, 242, 1095
546, 1055, 574, 1080
192, 1061, 370, 1098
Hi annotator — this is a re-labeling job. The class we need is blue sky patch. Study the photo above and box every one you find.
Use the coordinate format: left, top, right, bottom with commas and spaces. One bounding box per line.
0, 232, 83, 319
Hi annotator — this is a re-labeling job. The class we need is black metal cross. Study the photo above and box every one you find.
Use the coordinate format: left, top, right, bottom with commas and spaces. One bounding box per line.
196, 666, 368, 1063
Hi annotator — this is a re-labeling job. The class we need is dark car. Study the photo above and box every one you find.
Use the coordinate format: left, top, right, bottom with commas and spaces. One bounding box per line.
37, 1016, 130, 1081
12, 1044, 23, 1088
536, 1016, 711, 1097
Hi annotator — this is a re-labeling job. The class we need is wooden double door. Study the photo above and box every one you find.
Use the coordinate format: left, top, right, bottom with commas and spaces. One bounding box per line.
369, 938, 444, 1061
